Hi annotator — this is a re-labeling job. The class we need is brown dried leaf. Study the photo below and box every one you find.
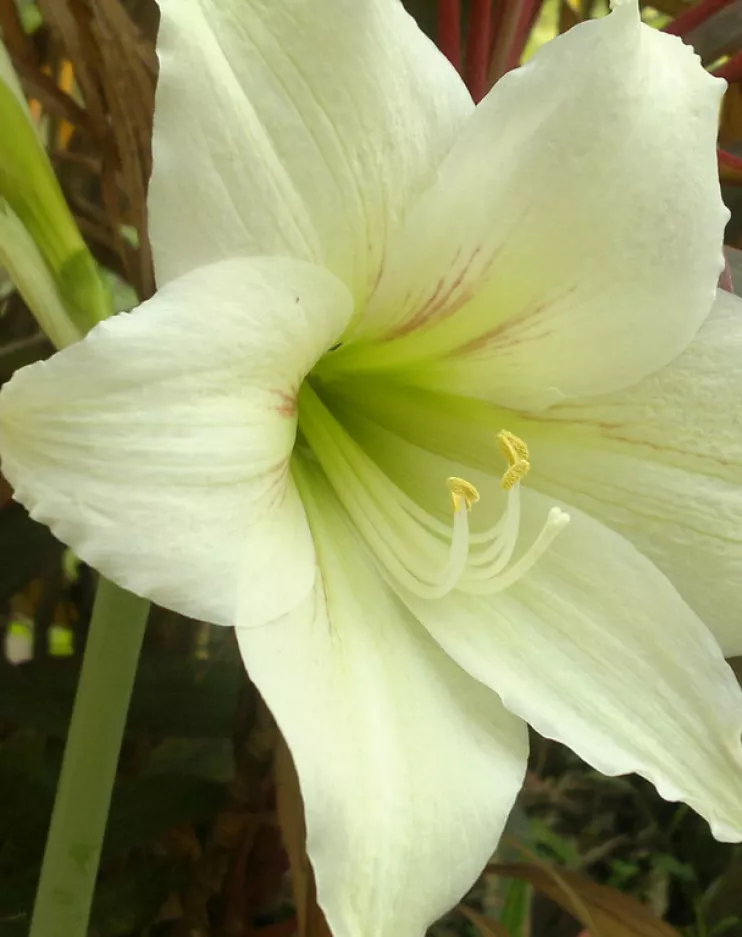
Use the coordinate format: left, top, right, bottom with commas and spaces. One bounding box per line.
459, 904, 512, 937
559, 0, 581, 32
275, 739, 332, 937
493, 861, 682, 937
0, 0, 36, 65
36, 0, 108, 126
35, 0, 157, 299
11, 56, 92, 131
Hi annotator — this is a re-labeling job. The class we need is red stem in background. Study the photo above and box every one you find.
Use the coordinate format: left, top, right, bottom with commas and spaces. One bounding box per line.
488, 0, 543, 85
715, 49, 742, 81
718, 147, 742, 172
437, 0, 462, 72
502, 0, 542, 74
465, 0, 493, 102
663, 0, 735, 36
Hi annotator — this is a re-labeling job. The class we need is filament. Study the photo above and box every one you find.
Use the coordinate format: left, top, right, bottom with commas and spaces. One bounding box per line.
298, 383, 569, 601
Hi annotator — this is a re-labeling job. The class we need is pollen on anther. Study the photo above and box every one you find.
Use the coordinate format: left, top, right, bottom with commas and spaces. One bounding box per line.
446, 476, 480, 512
497, 429, 531, 491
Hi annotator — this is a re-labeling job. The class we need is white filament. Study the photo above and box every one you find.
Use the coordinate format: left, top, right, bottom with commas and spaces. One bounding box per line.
298, 385, 569, 601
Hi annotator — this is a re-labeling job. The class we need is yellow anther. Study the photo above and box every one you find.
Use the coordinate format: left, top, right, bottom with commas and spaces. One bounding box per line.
446, 476, 480, 512
497, 429, 531, 491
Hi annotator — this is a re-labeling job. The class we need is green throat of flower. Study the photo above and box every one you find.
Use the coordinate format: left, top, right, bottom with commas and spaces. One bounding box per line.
295, 380, 570, 601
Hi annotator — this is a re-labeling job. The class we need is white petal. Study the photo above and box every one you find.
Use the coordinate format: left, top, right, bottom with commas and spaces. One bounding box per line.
0, 257, 353, 626
326, 358, 742, 657
405, 491, 742, 842
508, 287, 742, 657
331, 0, 727, 409
238, 459, 528, 937
150, 0, 472, 298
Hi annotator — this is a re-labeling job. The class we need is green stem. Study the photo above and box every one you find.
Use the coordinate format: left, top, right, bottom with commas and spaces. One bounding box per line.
29, 578, 150, 937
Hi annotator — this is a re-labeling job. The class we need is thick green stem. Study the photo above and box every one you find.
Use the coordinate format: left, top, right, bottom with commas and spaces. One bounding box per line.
29, 578, 150, 937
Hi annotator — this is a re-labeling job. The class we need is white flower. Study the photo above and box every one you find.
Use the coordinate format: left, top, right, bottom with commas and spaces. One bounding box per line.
1, 2, 741, 936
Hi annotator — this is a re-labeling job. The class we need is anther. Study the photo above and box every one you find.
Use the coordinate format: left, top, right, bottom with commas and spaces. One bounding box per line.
497, 429, 530, 491
446, 476, 480, 513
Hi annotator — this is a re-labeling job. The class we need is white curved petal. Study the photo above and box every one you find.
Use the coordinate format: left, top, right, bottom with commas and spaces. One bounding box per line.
331, 0, 727, 409
510, 287, 742, 657
150, 0, 472, 298
238, 460, 528, 937
404, 491, 742, 842
0, 257, 353, 626
325, 356, 742, 657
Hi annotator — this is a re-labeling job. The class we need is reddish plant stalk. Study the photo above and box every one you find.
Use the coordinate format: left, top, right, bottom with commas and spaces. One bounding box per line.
663, 0, 735, 36
718, 147, 742, 173
437, 0, 462, 72
466, 0, 493, 101
488, 0, 543, 84
715, 49, 742, 81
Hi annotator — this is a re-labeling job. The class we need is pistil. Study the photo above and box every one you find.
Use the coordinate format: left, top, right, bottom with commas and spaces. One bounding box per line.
297, 384, 569, 602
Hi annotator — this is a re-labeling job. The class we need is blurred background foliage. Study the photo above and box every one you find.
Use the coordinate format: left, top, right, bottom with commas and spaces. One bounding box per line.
1, 1, 742, 935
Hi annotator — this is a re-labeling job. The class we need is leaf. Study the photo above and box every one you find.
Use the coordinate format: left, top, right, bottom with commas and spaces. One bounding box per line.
499, 878, 532, 937
146, 737, 235, 783
103, 773, 225, 857
493, 861, 682, 937
275, 738, 332, 937
699, 852, 742, 936
459, 903, 512, 937
35, 0, 156, 298
90, 857, 184, 937
0, 333, 51, 384
0, 655, 243, 739
0, 502, 60, 602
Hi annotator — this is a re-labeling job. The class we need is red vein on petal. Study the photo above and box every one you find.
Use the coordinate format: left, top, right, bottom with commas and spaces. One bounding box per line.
437, 0, 462, 72
271, 389, 298, 417
385, 246, 490, 340
663, 0, 736, 36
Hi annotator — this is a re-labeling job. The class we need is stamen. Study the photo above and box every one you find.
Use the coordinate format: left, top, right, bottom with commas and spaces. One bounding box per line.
463, 430, 569, 589
464, 507, 570, 594
467, 483, 521, 572
373, 477, 475, 600
447, 476, 480, 512
498, 429, 530, 491
298, 383, 476, 599
298, 383, 568, 603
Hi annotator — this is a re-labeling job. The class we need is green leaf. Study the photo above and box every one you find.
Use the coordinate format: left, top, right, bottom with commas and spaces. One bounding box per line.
0, 502, 60, 602
103, 773, 225, 857
0, 655, 243, 739
146, 737, 235, 783
90, 858, 184, 937
0, 333, 51, 385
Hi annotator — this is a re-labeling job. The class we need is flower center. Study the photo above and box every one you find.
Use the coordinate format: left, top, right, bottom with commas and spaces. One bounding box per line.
297, 384, 569, 600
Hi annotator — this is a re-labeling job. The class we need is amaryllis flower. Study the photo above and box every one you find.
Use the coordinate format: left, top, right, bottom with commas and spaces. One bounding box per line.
1, 0, 741, 934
